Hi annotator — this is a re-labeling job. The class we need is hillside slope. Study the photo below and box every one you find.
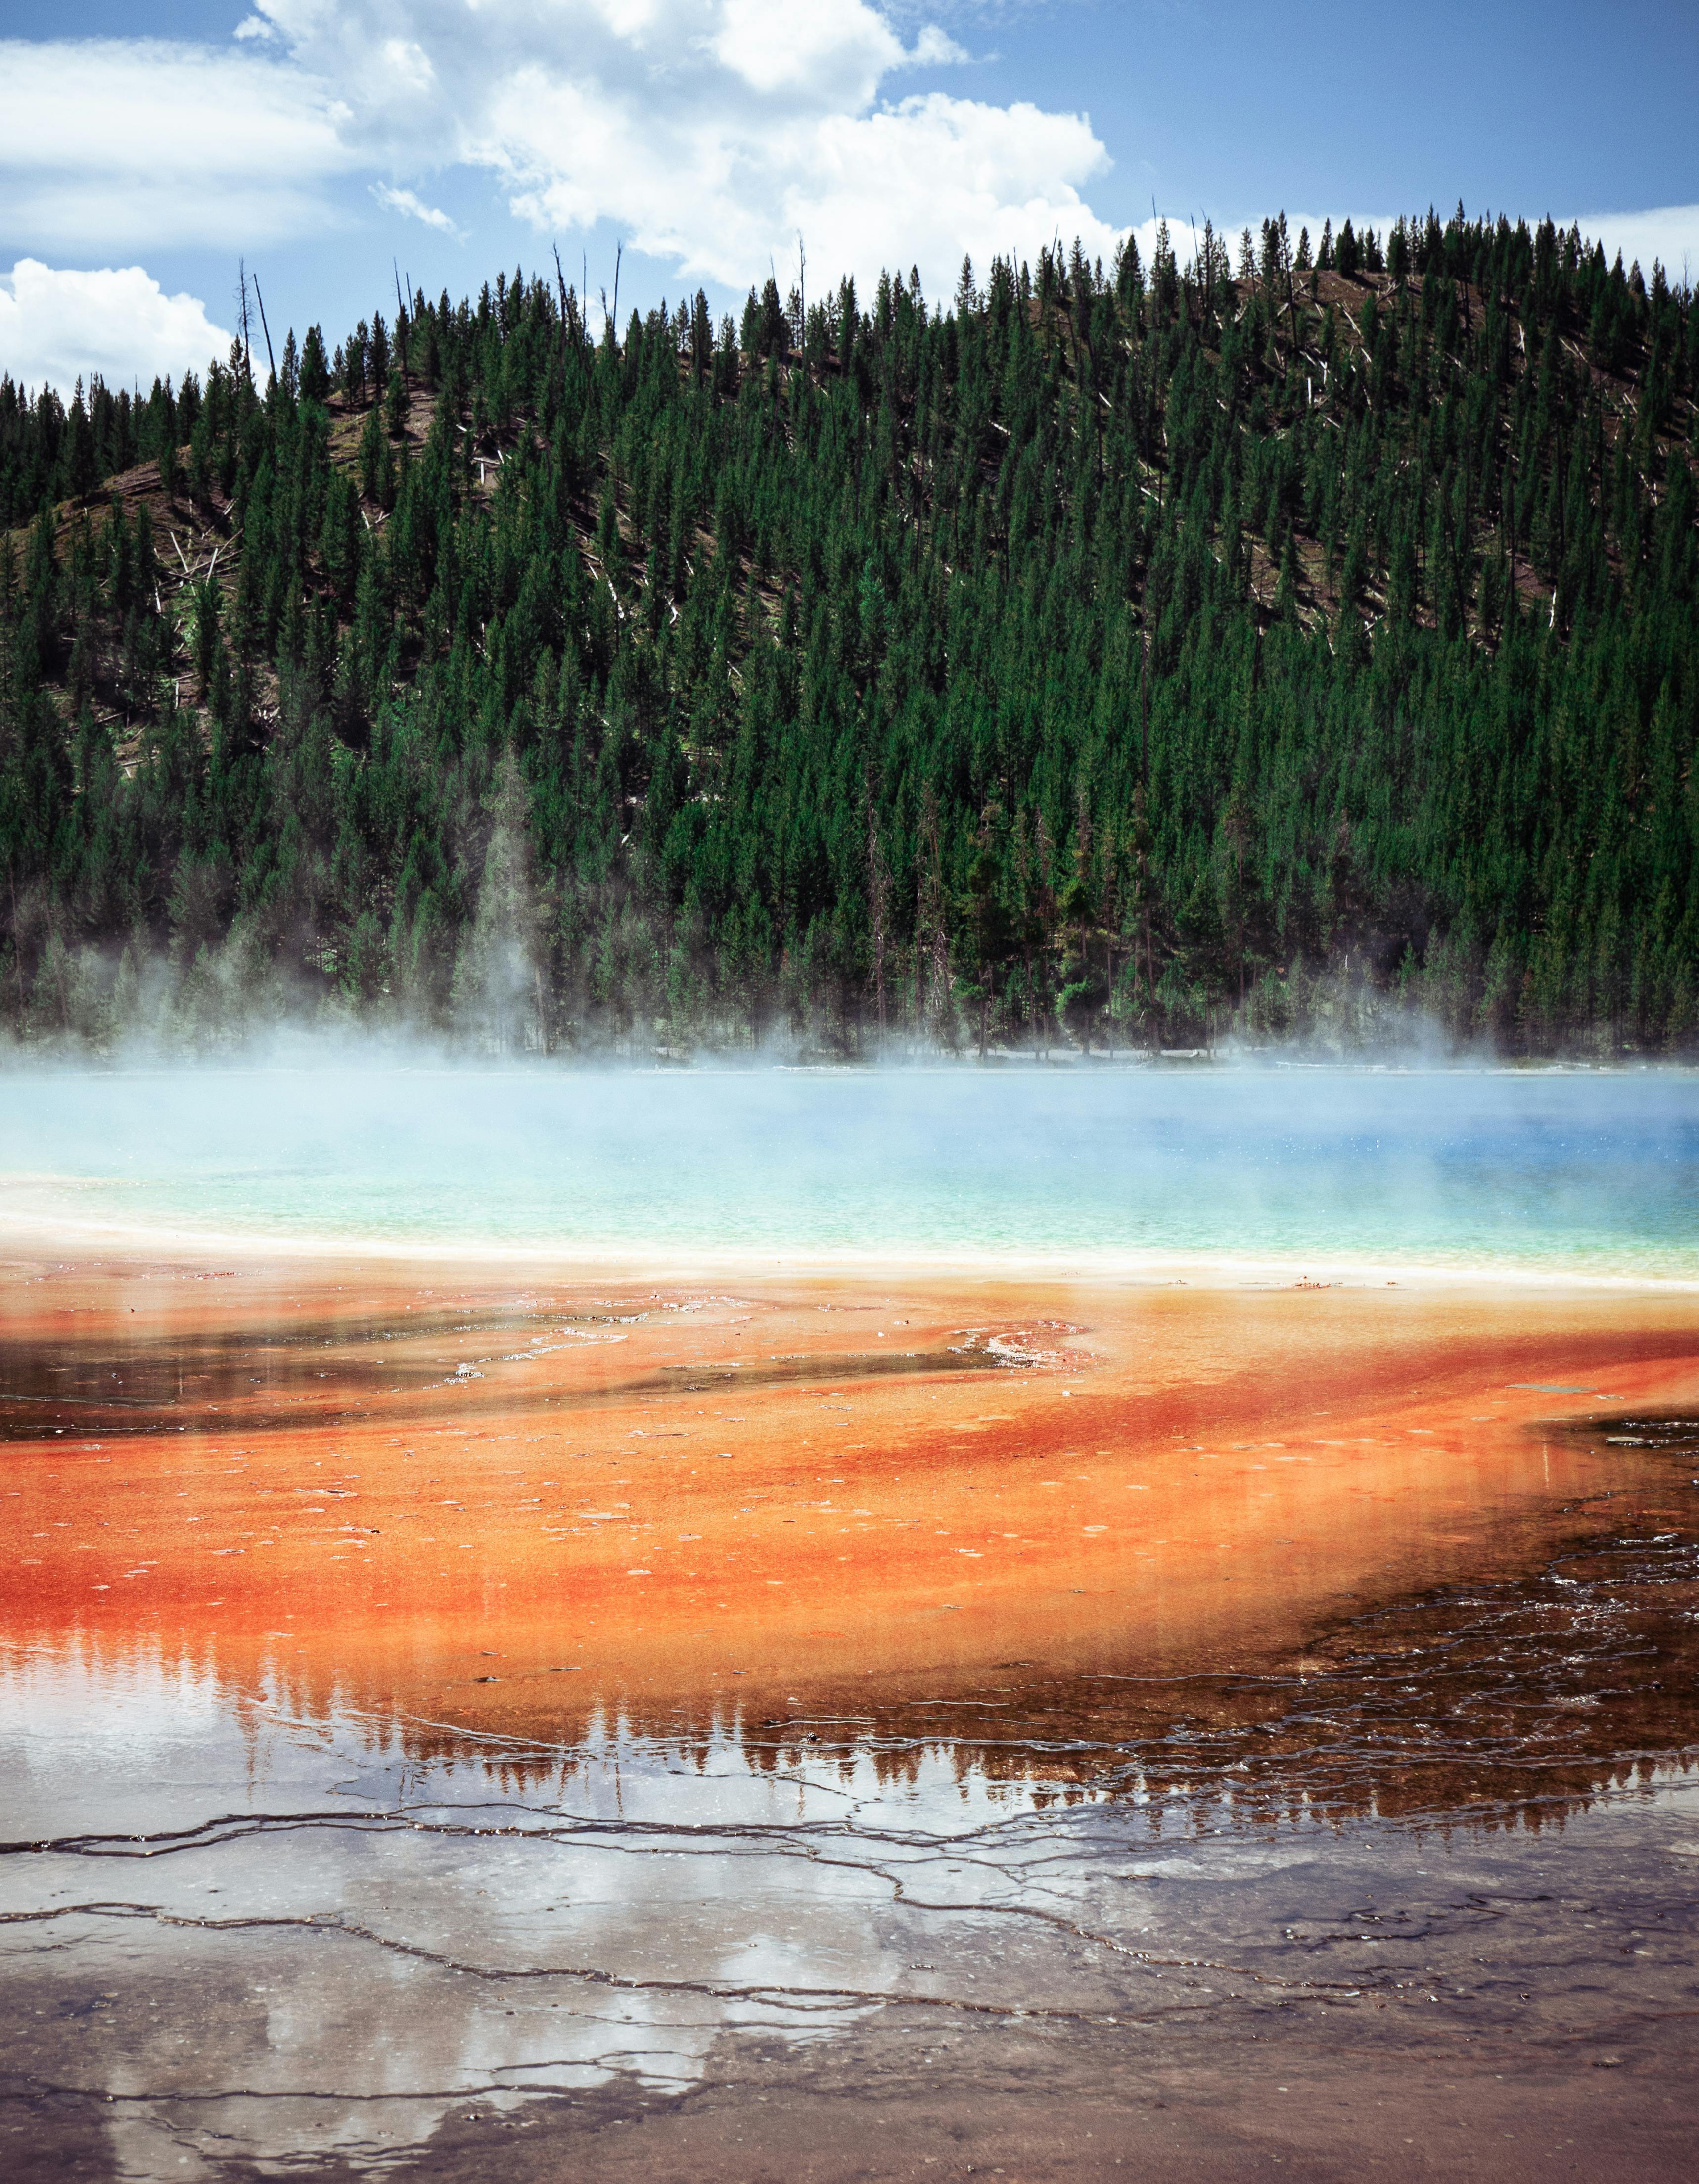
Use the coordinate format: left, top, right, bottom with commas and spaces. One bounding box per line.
1, 207, 1696, 1054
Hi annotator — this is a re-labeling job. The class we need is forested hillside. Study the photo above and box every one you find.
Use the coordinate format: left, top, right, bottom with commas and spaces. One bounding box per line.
1, 205, 1696, 1056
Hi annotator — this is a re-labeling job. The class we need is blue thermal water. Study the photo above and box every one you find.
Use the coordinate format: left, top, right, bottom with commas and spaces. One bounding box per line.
0, 1064, 1694, 1278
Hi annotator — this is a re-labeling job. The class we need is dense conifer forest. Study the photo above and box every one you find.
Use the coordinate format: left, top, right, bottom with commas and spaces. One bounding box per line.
1, 204, 1696, 1056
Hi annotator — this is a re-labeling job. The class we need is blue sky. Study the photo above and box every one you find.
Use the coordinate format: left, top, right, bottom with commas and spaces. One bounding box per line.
3, 1, 1697, 396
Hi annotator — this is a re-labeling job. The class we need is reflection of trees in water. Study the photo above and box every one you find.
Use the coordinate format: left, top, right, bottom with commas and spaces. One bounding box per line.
287, 1415, 1699, 1839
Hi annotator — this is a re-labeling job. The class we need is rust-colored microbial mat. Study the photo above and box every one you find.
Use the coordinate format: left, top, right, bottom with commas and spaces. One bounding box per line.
2, 1247, 1698, 2181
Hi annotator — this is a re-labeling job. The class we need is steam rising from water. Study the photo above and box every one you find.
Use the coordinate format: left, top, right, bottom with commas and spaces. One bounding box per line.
1, 1057, 1694, 1277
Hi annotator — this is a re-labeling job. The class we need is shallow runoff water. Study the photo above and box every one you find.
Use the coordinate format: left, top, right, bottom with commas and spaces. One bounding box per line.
1, 1060, 1696, 1278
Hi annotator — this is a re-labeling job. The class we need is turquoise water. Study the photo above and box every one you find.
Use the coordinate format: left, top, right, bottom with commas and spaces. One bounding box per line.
0, 1064, 1696, 1279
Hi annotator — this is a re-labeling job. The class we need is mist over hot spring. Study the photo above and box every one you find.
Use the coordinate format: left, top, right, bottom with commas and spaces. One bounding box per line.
0, 1057, 1693, 1278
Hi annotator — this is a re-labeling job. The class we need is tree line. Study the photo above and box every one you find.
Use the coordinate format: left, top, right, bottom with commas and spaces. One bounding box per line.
1, 202, 1696, 1055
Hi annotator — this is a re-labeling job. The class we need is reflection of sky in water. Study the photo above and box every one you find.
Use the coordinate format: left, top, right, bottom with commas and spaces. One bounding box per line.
1, 1065, 1696, 1276
0, 1641, 1194, 2177
5, 1641, 1699, 2180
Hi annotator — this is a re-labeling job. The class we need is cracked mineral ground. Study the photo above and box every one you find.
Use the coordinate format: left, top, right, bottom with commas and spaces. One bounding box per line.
2, 1250, 1698, 2182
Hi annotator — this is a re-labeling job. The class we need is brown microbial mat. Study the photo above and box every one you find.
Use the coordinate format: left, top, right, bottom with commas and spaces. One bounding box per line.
1, 1249, 1697, 2182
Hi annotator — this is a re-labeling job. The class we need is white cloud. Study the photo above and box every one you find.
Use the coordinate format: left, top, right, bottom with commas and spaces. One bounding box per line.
373, 184, 463, 238
912, 24, 969, 65
0, 6, 1115, 299
263, 0, 1109, 296
0, 38, 354, 250
789, 94, 1118, 295
379, 37, 437, 94
0, 260, 232, 399
712, 0, 903, 101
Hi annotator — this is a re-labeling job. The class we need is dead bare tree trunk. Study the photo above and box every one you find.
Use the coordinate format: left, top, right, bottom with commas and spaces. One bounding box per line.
552, 244, 572, 358
251, 275, 277, 385
393, 262, 410, 394
235, 262, 253, 386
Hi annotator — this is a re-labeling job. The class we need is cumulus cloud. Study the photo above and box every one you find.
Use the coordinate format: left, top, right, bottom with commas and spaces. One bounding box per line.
0, 260, 232, 399
712, 0, 904, 97
1, 6, 1122, 298
784, 94, 1117, 294
303, 0, 1116, 294
0, 38, 354, 251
